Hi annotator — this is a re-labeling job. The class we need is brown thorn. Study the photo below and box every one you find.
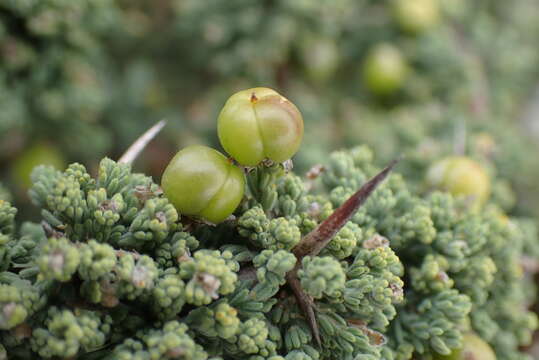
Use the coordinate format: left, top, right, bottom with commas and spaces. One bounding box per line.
284, 158, 399, 346
293, 158, 399, 260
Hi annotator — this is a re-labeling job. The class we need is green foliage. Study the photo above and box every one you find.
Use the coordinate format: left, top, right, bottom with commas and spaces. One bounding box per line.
298, 256, 346, 299
252, 249, 296, 301
37, 237, 80, 282
0, 143, 535, 359
0, 0, 119, 161
1, 1, 539, 358
180, 249, 238, 306
2, 0, 539, 226
111, 321, 207, 360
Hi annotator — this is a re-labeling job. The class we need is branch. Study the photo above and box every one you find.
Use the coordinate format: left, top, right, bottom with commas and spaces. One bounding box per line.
118, 120, 167, 164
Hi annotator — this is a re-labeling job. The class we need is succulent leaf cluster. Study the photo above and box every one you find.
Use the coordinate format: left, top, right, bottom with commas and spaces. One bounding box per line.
0, 141, 536, 359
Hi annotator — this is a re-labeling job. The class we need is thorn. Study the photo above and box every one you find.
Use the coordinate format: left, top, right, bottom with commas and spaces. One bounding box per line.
284, 158, 399, 346
293, 158, 399, 260
118, 119, 167, 165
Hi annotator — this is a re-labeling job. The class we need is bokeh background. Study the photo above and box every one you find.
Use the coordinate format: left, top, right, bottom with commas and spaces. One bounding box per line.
1, 0, 539, 219
1, 0, 539, 355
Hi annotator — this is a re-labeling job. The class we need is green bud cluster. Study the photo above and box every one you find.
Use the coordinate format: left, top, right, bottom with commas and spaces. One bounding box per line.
0, 138, 536, 360
298, 256, 346, 299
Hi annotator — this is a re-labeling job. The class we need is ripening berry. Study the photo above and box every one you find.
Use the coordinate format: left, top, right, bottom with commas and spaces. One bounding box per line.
12, 142, 66, 189
217, 87, 304, 166
473, 132, 496, 157
434, 333, 496, 360
301, 36, 340, 84
161, 145, 245, 223
392, 0, 440, 34
362, 44, 408, 96
426, 156, 491, 210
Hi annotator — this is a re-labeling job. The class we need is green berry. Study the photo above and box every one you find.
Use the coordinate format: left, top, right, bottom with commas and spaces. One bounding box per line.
161, 145, 245, 223
393, 0, 440, 34
301, 36, 340, 84
434, 333, 496, 360
11, 143, 66, 189
217, 87, 304, 166
362, 44, 408, 96
426, 156, 490, 211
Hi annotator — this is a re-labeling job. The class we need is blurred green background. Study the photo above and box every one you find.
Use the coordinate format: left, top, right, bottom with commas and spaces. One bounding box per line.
1, 0, 539, 227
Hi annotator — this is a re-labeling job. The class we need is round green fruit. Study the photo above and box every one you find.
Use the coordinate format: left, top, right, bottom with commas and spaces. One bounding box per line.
161, 145, 245, 224
434, 333, 496, 360
301, 36, 340, 84
12, 142, 66, 189
393, 0, 440, 34
217, 87, 304, 166
426, 156, 491, 210
362, 44, 408, 96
